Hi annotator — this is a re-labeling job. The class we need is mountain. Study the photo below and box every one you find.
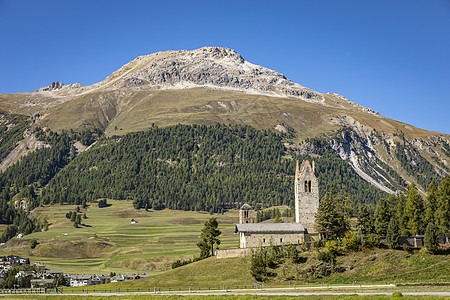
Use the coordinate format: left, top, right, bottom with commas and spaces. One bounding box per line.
0, 47, 449, 194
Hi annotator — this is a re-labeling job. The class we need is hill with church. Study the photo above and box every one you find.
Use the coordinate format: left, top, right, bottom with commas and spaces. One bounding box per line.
0, 47, 448, 285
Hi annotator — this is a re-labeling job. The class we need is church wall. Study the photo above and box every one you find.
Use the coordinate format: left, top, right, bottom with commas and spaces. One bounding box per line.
216, 248, 251, 259
242, 232, 305, 248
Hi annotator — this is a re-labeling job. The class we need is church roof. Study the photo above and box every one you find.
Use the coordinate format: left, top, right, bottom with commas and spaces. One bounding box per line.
240, 203, 253, 210
236, 223, 305, 233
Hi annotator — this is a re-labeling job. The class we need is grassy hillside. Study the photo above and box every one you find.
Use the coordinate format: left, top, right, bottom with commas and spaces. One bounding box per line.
0, 200, 239, 274
90, 247, 449, 289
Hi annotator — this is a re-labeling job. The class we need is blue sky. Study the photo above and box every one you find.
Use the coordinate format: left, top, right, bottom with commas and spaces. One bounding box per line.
0, 0, 449, 134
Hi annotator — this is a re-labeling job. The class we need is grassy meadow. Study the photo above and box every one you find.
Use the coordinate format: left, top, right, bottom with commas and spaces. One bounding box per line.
0, 200, 239, 274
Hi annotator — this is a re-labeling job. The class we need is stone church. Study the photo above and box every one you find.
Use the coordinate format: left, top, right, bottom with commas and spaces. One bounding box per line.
235, 160, 319, 248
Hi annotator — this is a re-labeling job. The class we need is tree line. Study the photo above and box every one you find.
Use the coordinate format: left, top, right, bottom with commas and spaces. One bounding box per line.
315, 177, 449, 252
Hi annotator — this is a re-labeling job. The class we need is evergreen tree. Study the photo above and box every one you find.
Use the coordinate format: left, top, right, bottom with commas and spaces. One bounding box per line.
424, 180, 438, 225
75, 214, 81, 225
404, 183, 424, 235
197, 217, 221, 257
250, 247, 268, 282
273, 215, 283, 223
424, 222, 439, 254
435, 177, 450, 235
374, 196, 393, 236
395, 193, 407, 235
357, 205, 374, 234
315, 186, 349, 240
386, 217, 400, 249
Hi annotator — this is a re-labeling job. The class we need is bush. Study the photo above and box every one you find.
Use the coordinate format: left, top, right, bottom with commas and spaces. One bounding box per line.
364, 233, 380, 248
317, 250, 335, 264
312, 239, 324, 249
325, 240, 343, 256
171, 256, 202, 269
98, 199, 108, 208
30, 239, 38, 249
342, 230, 359, 251
250, 248, 268, 282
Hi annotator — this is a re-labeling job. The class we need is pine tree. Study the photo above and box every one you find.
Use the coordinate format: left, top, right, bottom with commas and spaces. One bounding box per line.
374, 196, 393, 236
435, 177, 450, 235
386, 217, 400, 249
357, 205, 374, 234
75, 214, 81, 225
315, 186, 349, 240
197, 217, 221, 257
404, 183, 424, 235
250, 246, 268, 282
274, 215, 283, 223
395, 193, 407, 235
424, 222, 439, 254
424, 180, 438, 225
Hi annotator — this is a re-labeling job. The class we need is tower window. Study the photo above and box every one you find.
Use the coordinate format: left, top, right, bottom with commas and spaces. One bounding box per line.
308, 180, 312, 193
280, 238, 283, 243
304, 181, 308, 192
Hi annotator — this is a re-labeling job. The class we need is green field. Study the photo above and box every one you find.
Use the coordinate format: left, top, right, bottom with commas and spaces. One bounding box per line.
0, 200, 239, 274
1, 295, 449, 300
0, 200, 448, 289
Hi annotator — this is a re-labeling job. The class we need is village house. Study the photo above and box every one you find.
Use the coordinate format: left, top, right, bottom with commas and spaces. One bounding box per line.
69, 274, 92, 287
6, 255, 28, 266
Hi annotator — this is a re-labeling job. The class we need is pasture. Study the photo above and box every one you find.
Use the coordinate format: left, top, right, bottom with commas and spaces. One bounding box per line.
0, 200, 239, 274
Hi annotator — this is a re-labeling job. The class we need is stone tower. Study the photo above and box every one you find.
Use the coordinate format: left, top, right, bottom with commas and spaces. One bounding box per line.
239, 203, 255, 224
294, 160, 319, 233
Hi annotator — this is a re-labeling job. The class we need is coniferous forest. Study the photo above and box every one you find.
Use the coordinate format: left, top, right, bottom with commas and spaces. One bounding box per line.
0, 123, 388, 218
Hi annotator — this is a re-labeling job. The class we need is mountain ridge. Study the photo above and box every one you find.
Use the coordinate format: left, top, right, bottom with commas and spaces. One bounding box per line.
0, 46, 448, 195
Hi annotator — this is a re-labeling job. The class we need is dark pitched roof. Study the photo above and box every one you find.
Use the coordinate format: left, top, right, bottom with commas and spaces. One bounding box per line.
240, 203, 253, 210
236, 223, 304, 233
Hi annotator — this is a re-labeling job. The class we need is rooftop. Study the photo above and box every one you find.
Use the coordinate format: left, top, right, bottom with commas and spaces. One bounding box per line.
236, 223, 304, 233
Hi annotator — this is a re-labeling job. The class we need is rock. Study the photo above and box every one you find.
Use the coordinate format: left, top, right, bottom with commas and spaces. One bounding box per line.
37, 81, 65, 92
101, 47, 323, 102
35, 81, 82, 92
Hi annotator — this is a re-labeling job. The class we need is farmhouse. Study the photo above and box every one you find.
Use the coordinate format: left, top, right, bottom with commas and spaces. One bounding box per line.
235, 160, 319, 249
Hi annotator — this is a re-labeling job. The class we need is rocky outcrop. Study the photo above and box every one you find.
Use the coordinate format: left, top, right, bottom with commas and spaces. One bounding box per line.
95, 47, 324, 103
36, 81, 65, 92
35, 82, 82, 93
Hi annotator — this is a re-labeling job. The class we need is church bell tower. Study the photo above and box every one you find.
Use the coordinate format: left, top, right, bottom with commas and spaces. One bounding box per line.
294, 160, 319, 233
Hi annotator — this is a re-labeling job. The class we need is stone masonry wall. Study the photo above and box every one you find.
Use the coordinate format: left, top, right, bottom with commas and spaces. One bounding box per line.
243, 232, 304, 248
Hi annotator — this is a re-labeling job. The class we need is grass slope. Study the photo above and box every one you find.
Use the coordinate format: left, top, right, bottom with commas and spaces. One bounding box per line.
0, 200, 239, 274
97, 248, 449, 289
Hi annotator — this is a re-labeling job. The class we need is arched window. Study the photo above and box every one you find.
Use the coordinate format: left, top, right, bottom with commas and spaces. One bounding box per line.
308, 180, 312, 193
304, 181, 308, 192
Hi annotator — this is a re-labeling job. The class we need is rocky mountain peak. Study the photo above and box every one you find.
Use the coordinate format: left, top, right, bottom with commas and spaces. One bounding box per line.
92, 47, 323, 103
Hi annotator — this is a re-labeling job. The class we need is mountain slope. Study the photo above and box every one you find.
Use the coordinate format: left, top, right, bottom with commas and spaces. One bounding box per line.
0, 47, 448, 194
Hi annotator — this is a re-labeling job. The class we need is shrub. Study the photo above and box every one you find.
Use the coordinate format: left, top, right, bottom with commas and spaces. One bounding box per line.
364, 233, 380, 248
325, 240, 343, 256
30, 239, 38, 249
171, 256, 202, 269
312, 239, 324, 249
317, 250, 335, 264
342, 230, 359, 251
